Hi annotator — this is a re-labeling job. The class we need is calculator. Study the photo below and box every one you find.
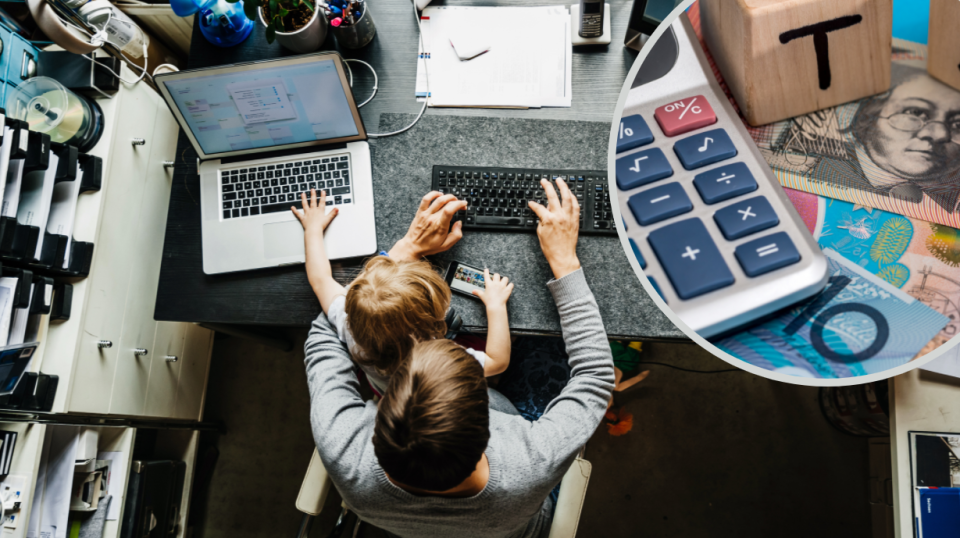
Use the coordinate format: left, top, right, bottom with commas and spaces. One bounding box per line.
611, 15, 828, 339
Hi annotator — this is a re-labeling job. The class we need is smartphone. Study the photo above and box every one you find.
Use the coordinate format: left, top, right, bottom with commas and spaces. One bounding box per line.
444, 260, 494, 299
579, 0, 604, 38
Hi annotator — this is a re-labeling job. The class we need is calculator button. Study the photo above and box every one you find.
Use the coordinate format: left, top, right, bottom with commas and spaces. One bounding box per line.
692, 162, 758, 204
629, 237, 646, 269
673, 129, 738, 170
616, 115, 654, 153
734, 232, 801, 277
615, 148, 673, 190
648, 218, 735, 300
647, 276, 665, 303
627, 183, 692, 226
654, 95, 717, 137
713, 197, 779, 241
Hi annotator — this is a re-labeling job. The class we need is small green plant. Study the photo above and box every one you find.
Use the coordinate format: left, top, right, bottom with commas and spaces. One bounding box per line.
231, 0, 315, 43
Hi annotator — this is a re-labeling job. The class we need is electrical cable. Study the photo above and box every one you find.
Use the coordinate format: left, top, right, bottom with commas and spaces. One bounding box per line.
365, 0, 429, 138
343, 59, 378, 108
53, 6, 150, 86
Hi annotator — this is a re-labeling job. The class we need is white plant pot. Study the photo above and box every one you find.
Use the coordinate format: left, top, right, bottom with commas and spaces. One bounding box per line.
259, 6, 327, 53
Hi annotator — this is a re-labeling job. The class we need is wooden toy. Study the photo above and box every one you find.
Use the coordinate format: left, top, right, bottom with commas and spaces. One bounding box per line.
928, 0, 960, 92
699, 0, 892, 126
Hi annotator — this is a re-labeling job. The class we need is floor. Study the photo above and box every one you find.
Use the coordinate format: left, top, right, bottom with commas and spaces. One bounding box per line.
192, 331, 872, 538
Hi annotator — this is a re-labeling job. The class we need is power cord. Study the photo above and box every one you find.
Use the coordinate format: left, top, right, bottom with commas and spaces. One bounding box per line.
343, 59, 377, 108
364, 0, 430, 138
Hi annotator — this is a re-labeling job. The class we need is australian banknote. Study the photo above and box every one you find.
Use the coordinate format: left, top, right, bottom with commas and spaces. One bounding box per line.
784, 187, 960, 356
714, 248, 949, 379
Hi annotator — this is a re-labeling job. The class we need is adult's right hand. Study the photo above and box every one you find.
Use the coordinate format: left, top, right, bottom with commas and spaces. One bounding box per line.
389, 191, 468, 261
528, 179, 582, 280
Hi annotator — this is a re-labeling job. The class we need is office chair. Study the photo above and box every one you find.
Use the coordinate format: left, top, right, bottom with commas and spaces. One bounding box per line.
295, 448, 593, 538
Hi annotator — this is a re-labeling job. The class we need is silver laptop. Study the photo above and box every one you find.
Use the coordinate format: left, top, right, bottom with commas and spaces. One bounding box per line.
156, 52, 377, 274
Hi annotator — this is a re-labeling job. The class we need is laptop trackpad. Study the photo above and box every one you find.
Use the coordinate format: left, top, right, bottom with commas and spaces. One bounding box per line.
263, 221, 305, 259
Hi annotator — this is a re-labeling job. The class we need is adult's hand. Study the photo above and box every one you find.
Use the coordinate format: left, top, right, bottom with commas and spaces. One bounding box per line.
389, 191, 468, 260
528, 179, 582, 280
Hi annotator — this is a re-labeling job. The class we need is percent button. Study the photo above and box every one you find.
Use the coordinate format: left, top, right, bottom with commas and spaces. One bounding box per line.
616, 114, 654, 153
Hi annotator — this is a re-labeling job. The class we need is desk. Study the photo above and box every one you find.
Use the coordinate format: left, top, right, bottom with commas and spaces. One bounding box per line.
155, 0, 683, 340
889, 369, 960, 538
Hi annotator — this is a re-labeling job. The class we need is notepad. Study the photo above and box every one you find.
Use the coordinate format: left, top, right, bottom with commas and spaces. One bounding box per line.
415, 5, 572, 108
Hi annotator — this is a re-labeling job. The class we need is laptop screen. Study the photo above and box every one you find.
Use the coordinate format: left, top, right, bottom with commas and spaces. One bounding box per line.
159, 56, 363, 158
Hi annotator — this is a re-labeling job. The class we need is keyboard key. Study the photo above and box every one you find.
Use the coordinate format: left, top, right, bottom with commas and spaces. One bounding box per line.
222, 193, 236, 201
616, 115, 655, 153
223, 210, 231, 219
673, 129, 737, 170
734, 232, 801, 277
647, 276, 665, 302
647, 218, 735, 300
332, 187, 351, 195
615, 148, 673, 190
627, 183, 692, 226
713, 196, 779, 240
241, 207, 249, 217
692, 162, 758, 204
654, 95, 717, 137
232, 209, 240, 218
629, 238, 646, 269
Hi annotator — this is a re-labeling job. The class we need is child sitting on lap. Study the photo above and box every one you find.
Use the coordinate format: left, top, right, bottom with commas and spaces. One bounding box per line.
292, 189, 513, 394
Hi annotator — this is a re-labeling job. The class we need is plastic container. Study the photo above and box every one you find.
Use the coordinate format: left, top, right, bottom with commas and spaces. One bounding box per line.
170, 0, 253, 47
76, 0, 149, 58
6, 77, 104, 153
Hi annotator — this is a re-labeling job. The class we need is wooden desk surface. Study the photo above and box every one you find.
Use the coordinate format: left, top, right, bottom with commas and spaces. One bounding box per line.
889, 369, 960, 537
155, 0, 683, 338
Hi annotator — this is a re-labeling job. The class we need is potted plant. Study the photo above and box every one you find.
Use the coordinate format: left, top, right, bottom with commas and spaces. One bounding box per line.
235, 0, 327, 52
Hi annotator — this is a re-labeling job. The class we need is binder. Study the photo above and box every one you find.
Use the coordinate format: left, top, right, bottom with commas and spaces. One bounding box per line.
42, 144, 80, 269
17, 137, 56, 262
50, 282, 72, 321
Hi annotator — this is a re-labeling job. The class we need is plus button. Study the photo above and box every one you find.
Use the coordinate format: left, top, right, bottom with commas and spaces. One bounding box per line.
681, 246, 700, 261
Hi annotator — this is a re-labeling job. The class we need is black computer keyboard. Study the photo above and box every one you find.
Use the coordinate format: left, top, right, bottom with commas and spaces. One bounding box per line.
431, 166, 616, 236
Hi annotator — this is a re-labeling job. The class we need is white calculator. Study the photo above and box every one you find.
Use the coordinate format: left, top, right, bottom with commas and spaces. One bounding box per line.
612, 15, 829, 339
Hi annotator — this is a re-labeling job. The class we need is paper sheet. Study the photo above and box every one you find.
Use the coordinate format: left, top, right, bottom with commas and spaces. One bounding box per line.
18, 154, 60, 260
27, 426, 79, 538
921, 344, 960, 379
96, 450, 130, 521
415, 6, 572, 108
2, 159, 25, 219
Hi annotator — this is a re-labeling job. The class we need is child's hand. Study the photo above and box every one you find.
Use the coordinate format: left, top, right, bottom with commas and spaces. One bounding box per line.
291, 189, 338, 234
472, 269, 513, 309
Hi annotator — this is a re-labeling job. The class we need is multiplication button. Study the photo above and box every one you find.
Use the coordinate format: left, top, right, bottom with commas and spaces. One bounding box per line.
616, 115, 654, 153
615, 147, 673, 190
713, 196, 779, 240
693, 162, 758, 204
647, 218, 735, 300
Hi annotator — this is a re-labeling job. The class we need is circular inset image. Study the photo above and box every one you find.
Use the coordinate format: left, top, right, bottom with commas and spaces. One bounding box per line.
609, 0, 960, 384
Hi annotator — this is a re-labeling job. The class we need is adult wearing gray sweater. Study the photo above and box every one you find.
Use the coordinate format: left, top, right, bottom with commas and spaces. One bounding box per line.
304, 179, 615, 537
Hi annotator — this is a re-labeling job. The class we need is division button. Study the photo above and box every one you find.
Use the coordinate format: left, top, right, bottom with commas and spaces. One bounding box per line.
692, 162, 758, 204
647, 218, 735, 300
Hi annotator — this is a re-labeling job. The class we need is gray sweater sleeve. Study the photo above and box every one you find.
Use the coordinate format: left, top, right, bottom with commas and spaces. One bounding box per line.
527, 269, 615, 474
303, 310, 374, 484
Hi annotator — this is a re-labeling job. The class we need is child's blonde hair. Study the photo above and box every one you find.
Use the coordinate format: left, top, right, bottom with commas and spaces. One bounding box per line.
345, 257, 451, 377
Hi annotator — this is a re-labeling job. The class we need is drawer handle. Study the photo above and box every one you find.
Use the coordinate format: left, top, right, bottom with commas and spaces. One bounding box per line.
163, 160, 175, 169
165, 355, 179, 363
134, 348, 148, 357
131, 138, 146, 147
97, 340, 113, 349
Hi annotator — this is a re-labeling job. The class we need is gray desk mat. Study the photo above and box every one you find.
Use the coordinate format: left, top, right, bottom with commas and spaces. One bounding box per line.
372, 114, 683, 340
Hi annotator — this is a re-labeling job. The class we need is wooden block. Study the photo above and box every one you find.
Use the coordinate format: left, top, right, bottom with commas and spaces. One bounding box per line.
928, 0, 960, 92
700, 0, 892, 126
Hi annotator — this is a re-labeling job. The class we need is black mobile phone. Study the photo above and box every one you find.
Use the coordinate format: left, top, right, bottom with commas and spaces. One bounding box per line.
579, 0, 604, 38
444, 260, 495, 299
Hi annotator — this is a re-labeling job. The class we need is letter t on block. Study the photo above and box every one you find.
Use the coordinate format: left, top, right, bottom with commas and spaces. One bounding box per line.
928, 0, 960, 92
699, 0, 892, 126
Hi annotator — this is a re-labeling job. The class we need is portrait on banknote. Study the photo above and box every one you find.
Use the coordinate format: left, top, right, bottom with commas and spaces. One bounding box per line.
762, 62, 960, 217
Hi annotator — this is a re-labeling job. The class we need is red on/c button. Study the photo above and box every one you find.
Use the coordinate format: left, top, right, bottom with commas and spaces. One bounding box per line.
654, 95, 717, 137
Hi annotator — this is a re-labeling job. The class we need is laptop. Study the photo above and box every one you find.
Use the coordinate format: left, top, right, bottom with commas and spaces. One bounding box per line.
155, 52, 377, 274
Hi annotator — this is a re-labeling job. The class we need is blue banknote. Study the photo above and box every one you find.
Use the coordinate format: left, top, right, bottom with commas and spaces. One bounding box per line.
715, 249, 949, 379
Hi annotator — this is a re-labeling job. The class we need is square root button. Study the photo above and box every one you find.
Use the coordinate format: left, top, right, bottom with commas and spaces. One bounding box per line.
654, 95, 717, 137
647, 218, 735, 300
734, 232, 801, 277
616, 147, 673, 190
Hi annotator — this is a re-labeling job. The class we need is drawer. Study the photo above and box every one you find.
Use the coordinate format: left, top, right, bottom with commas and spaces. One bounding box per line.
70, 85, 158, 414
111, 101, 177, 416
142, 321, 186, 418
174, 324, 214, 421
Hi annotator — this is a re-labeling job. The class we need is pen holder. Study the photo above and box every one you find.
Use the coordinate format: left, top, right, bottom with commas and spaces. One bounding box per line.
331, 7, 375, 49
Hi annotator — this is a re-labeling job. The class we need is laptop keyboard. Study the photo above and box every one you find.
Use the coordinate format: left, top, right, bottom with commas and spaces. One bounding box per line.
220, 154, 353, 220
432, 165, 617, 236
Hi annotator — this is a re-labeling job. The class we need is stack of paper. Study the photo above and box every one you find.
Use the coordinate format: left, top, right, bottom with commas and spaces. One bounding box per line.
415, 6, 572, 108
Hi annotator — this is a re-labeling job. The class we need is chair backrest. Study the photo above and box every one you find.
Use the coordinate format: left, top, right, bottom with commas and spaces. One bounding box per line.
548, 457, 593, 538
296, 449, 333, 516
